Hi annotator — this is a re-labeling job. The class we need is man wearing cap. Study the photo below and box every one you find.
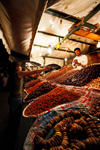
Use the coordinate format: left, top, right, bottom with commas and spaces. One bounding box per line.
72, 48, 88, 70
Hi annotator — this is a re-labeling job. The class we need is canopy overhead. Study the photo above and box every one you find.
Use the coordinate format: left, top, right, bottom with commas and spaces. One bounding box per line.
0, 0, 100, 66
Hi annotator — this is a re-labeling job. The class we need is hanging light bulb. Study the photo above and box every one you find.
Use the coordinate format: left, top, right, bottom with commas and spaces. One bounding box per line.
97, 40, 100, 48
49, 20, 54, 25
65, 58, 67, 61
39, 52, 42, 56
47, 45, 53, 54
58, 19, 63, 29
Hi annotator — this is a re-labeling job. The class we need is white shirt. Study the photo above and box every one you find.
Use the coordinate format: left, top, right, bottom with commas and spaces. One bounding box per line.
72, 55, 88, 70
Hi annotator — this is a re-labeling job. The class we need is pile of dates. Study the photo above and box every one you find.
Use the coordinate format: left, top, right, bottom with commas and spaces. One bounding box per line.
61, 64, 100, 86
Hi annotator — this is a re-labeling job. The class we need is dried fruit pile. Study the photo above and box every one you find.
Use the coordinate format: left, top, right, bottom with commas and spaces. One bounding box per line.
24, 87, 80, 116
52, 69, 79, 84
23, 82, 56, 103
34, 109, 100, 150
26, 81, 45, 94
89, 101, 100, 118
44, 65, 73, 81
85, 77, 100, 88
24, 78, 40, 89
61, 64, 100, 86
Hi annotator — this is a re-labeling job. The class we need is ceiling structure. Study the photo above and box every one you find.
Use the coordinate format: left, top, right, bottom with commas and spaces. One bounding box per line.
0, 0, 100, 66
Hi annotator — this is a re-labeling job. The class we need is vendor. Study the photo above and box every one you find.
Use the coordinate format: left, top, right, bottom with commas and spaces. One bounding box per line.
72, 47, 88, 70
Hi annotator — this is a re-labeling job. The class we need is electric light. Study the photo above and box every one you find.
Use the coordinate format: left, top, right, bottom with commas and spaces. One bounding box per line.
58, 19, 63, 29
49, 20, 54, 25
47, 45, 53, 54
39, 52, 42, 56
97, 40, 100, 48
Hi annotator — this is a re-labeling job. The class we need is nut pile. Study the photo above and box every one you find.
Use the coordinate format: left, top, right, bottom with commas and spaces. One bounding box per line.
34, 109, 100, 150
61, 64, 100, 86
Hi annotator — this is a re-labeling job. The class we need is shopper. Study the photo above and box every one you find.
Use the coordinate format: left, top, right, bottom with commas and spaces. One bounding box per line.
72, 47, 88, 70
7, 62, 51, 137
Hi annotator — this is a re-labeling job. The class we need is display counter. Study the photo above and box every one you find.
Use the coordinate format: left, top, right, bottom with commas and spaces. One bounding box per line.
15, 85, 100, 150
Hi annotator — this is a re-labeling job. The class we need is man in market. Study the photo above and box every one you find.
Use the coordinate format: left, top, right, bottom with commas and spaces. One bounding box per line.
72, 47, 88, 70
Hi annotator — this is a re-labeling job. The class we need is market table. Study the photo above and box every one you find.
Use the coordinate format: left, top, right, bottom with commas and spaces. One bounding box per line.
15, 85, 100, 150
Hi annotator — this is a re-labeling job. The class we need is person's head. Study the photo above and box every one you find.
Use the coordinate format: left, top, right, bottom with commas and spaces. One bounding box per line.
16, 62, 22, 72
74, 48, 81, 56
9, 62, 22, 74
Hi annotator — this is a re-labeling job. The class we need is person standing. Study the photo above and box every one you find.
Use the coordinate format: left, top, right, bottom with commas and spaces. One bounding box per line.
7, 62, 51, 143
72, 47, 88, 70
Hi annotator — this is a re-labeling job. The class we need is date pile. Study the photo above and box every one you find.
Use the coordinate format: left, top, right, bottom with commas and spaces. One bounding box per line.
23, 82, 56, 103
44, 66, 73, 81
34, 109, 100, 150
61, 64, 100, 86
24, 87, 80, 116
52, 69, 79, 84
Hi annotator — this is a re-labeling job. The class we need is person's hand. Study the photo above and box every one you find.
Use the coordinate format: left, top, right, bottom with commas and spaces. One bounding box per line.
44, 66, 51, 70
73, 59, 81, 66
73, 59, 78, 64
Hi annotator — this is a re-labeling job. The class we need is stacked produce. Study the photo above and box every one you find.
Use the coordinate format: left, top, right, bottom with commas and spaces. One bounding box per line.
34, 109, 100, 150
24, 78, 40, 90
61, 64, 100, 86
52, 69, 79, 84
89, 101, 100, 119
85, 77, 100, 88
24, 87, 81, 116
43, 65, 73, 81
23, 82, 57, 103
26, 81, 45, 94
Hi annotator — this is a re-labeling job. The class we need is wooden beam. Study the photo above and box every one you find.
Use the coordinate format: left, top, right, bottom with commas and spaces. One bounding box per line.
33, 44, 74, 53
45, 7, 100, 31
84, 4, 100, 23
54, 4, 100, 50
45, 9, 81, 23
38, 31, 63, 38
38, 31, 95, 46
54, 24, 83, 50
34, 44, 47, 48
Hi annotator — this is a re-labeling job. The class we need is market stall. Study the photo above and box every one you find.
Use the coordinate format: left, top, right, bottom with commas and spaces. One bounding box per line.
0, 1, 100, 150
23, 85, 100, 150
15, 64, 100, 150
